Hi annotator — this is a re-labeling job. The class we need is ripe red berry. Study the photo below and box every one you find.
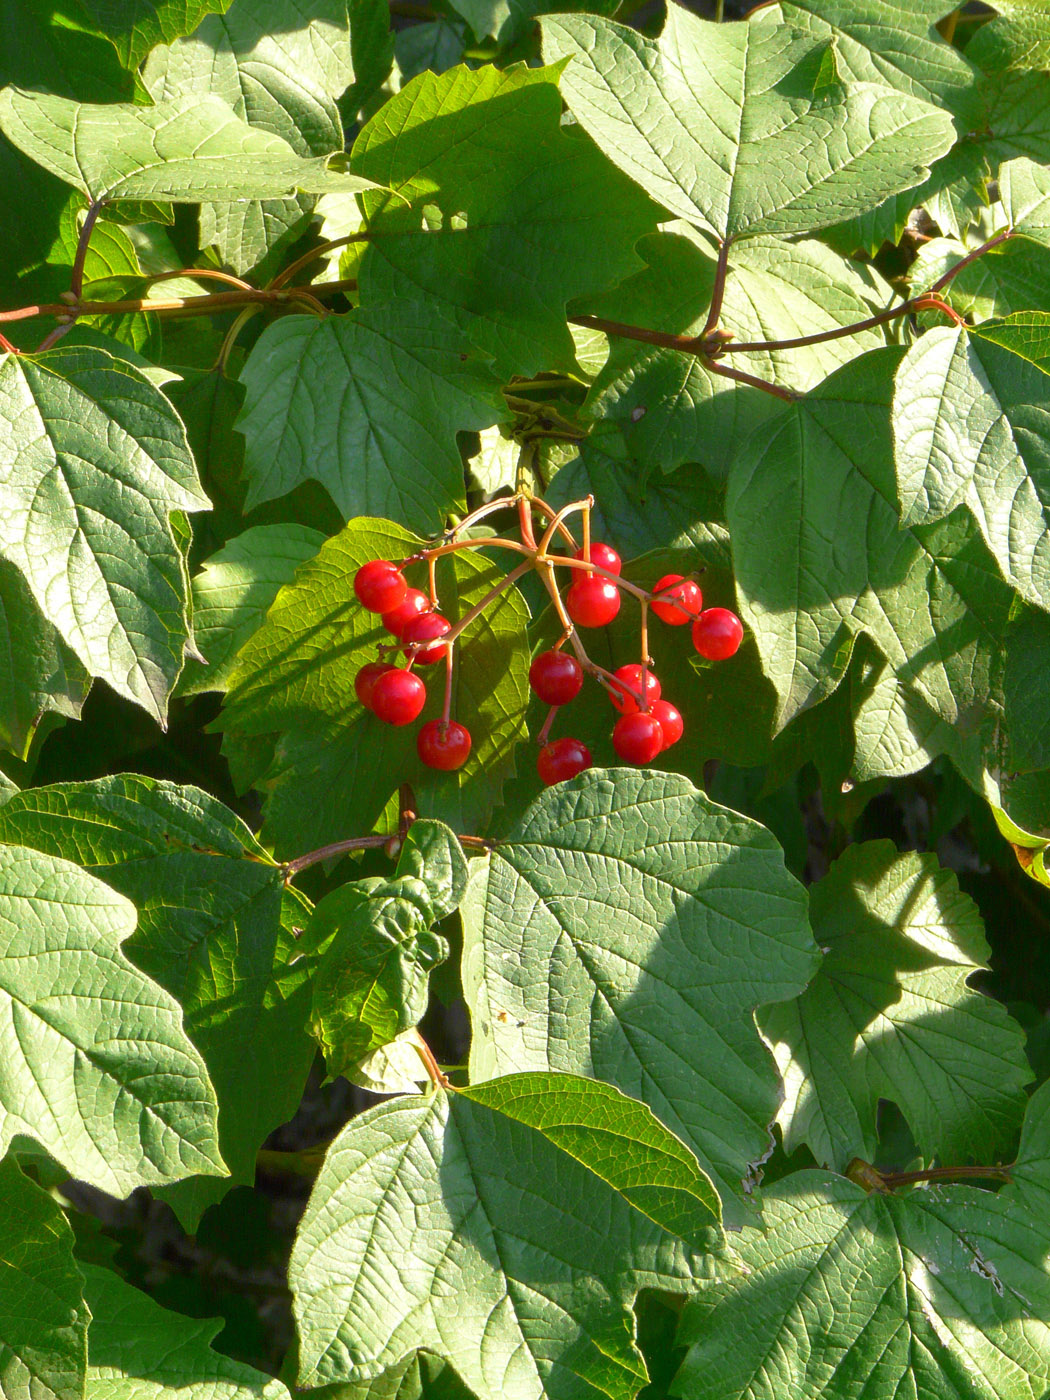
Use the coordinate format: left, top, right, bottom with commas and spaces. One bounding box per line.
354, 559, 408, 614
574, 542, 622, 575
651, 574, 703, 626
370, 669, 426, 725
529, 650, 584, 706
537, 737, 592, 786
566, 575, 621, 628
608, 664, 661, 715
692, 608, 744, 660
417, 719, 472, 770
355, 661, 396, 710
382, 588, 431, 637
401, 612, 450, 664
612, 712, 664, 765
650, 699, 684, 749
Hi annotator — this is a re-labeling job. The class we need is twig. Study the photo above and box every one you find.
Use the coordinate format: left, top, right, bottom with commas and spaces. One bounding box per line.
0, 277, 360, 325
702, 237, 731, 338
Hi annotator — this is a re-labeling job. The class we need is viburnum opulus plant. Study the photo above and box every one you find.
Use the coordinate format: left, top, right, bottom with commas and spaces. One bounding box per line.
4, 0, 1050, 1397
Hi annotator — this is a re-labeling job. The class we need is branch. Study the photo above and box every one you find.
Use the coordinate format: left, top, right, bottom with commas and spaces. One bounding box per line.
0, 277, 359, 326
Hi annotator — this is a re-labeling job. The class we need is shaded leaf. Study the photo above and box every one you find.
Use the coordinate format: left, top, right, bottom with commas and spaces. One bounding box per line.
759, 841, 1031, 1169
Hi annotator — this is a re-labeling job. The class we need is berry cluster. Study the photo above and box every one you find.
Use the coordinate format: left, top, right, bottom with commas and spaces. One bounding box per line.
351, 494, 743, 781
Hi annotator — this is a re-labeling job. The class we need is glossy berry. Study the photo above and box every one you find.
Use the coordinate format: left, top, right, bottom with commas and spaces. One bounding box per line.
608, 664, 661, 715
574, 542, 622, 576
529, 650, 584, 706
417, 719, 472, 771
382, 588, 431, 637
370, 669, 426, 725
537, 737, 592, 786
354, 559, 408, 614
355, 661, 396, 711
566, 575, 621, 628
651, 574, 703, 626
650, 699, 684, 749
692, 607, 744, 660
401, 612, 450, 664
612, 711, 664, 765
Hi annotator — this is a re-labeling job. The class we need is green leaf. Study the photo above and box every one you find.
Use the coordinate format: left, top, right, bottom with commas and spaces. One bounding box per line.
460, 768, 817, 1222
0, 776, 313, 1229
0, 89, 377, 205
0, 843, 224, 1194
396, 818, 468, 923
351, 64, 659, 377
0, 1156, 87, 1400
728, 346, 1016, 729
290, 1078, 725, 1397
759, 841, 1031, 1169
0, 558, 90, 761
1007, 1077, 1050, 1216
892, 318, 1050, 610
218, 518, 529, 852
305, 875, 450, 1078
80, 1263, 290, 1398
540, 8, 956, 241
1004, 610, 1050, 771
71, 0, 235, 72
772, 0, 977, 110
235, 306, 502, 528
581, 226, 896, 478
908, 230, 1050, 323
180, 525, 325, 697
0, 344, 209, 723
674, 1171, 1050, 1400
460, 1073, 722, 1239
141, 0, 354, 273
966, 0, 1050, 75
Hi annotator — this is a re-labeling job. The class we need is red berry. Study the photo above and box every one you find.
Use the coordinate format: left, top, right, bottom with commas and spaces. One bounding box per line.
574, 542, 622, 575
417, 719, 471, 771
608, 664, 661, 715
382, 588, 431, 637
371, 669, 426, 725
612, 712, 664, 765
355, 661, 396, 710
401, 612, 450, 664
537, 737, 592, 786
650, 699, 683, 748
651, 574, 703, 626
355, 559, 408, 614
692, 608, 744, 660
529, 650, 584, 706
566, 575, 621, 628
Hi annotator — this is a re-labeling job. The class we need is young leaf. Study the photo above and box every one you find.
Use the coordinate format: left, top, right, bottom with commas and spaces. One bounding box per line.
218, 518, 530, 850
0, 89, 377, 204
674, 1171, 1050, 1400
728, 347, 1015, 729
180, 524, 325, 696
460, 768, 817, 1221
396, 818, 469, 923
236, 305, 503, 528
759, 841, 1031, 1169
0, 343, 209, 723
0, 1156, 87, 1400
892, 317, 1050, 610
290, 1078, 724, 1397
304, 875, 450, 1079
141, 0, 354, 273
0, 843, 224, 1194
351, 64, 660, 377
540, 8, 956, 241
0, 776, 314, 1229
80, 1262, 290, 1398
